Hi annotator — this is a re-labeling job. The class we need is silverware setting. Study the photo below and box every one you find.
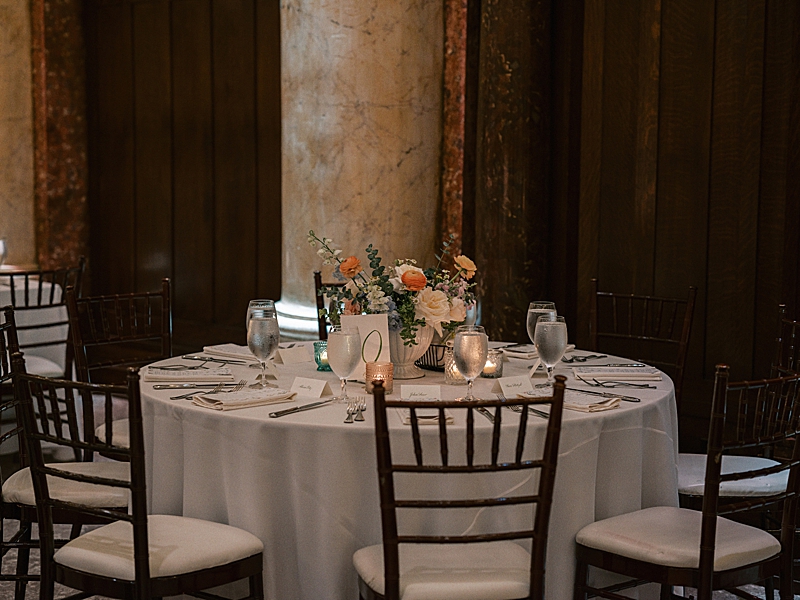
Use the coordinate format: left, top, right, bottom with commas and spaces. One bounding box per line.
181, 354, 248, 365
170, 379, 246, 400
344, 397, 367, 423
581, 379, 656, 389
154, 382, 242, 390
566, 387, 641, 403
561, 354, 607, 363
269, 398, 335, 418
495, 392, 549, 420
475, 406, 495, 423
587, 363, 648, 368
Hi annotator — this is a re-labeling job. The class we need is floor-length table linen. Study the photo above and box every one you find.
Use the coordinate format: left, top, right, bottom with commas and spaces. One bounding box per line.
141, 345, 679, 600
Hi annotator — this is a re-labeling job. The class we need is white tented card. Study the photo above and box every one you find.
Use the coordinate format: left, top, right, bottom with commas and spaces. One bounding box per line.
401, 385, 441, 401
496, 375, 534, 397
290, 377, 333, 397
340, 314, 391, 379
278, 346, 312, 365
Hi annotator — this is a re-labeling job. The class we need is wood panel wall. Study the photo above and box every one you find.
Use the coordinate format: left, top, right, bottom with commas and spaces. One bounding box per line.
83, 0, 281, 348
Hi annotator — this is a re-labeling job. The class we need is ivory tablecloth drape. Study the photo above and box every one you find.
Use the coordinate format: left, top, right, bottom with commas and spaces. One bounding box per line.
141, 344, 679, 600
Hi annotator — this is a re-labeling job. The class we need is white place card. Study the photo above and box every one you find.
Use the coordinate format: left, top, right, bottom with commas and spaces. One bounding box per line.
290, 377, 333, 398
401, 385, 441, 400
340, 314, 391, 379
277, 345, 312, 365
493, 375, 534, 397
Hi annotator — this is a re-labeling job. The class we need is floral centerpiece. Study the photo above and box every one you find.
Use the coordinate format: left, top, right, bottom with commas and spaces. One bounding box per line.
308, 230, 477, 346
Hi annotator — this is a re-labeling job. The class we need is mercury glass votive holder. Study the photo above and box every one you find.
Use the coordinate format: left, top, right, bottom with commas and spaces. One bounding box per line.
480, 349, 504, 378
313, 340, 332, 371
365, 362, 394, 394
444, 347, 467, 385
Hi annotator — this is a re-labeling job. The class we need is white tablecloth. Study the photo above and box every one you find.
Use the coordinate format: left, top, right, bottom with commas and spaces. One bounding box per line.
141, 345, 679, 600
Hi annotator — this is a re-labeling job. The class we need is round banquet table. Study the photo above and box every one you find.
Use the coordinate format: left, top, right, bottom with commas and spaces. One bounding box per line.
141, 344, 679, 600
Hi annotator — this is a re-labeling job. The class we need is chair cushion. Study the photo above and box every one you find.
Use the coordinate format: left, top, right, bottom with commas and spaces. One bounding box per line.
2, 461, 130, 507
95, 419, 130, 449
24, 355, 64, 378
678, 453, 787, 497
353, 541, 531, 600
55, 514, 264, 580
575, 506, 780, 571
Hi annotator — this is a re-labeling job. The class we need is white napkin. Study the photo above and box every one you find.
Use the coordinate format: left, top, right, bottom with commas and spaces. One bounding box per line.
192, 387, 296, 411
503, 344, 575, 360
397, 407, 454, 425
518, 389, 621, 413
202, 343, 258, 362
142, 367, 235, 382
573, 366, 661, 381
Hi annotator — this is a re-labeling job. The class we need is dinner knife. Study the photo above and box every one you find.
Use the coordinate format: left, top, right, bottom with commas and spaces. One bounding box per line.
587, 363, 648, 368
566, 387, 640, 403
269, 398, 335, 418
153, 382, 239, 390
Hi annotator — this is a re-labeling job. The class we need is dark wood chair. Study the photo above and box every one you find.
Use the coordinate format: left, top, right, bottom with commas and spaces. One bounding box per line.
15, 363, 265, 600
574, 364, 800, 600
589, 278, 697, 410
0, 306, 129, 600
314, 270, 346, 340
0, 256, 85, 379
773, 304, 800, 376
353, 377, 566, 600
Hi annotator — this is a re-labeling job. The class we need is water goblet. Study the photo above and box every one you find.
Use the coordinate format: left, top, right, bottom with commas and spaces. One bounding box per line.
453, 325, 489, 401
247, 308, 280, 389
327, 325, 362, 403
526, 301, 557, 345
246, 300, 276, 368
533, 315, 568, 387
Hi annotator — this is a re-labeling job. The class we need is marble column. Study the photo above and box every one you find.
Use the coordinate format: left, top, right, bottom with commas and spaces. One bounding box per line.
278, 0, 443, 337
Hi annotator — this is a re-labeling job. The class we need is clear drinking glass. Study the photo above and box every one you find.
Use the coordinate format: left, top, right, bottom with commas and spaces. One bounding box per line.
533, 315, 568, 386
526, 301, 557, 345
327, 325, 362, 403
246, 300, 277, 369
453, 325, 489, 401
247, 308, 280, 388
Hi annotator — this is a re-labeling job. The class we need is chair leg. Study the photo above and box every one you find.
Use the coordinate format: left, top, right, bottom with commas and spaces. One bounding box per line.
250, 571, 264, 600
69, 523, 82, 539
14, 520, 32, 600
573, 559, 588, 600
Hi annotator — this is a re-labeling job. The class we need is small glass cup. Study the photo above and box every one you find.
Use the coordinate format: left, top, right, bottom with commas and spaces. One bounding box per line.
480, 349, 503, 378
444, 347, 467, 385
313, 340, 332, 371
365, 362, 393, 394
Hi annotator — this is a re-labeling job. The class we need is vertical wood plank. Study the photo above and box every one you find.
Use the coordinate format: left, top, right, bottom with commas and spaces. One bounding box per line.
255, 0, 282, 301
133, 1, 173, 292
172, 0, 214, 322
91, 4, 135, 294
787, 10, 800, 314
706, 0, 765, 377
213, 0, 258, 326
655, 0, 715, 398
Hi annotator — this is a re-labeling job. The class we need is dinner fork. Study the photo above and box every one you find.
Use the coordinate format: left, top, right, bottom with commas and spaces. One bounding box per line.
561, 354, 606, 363
354, 397, 367, 422
344, 400, 356, 424
583, 379, 656, 389
170, 379, 246, 400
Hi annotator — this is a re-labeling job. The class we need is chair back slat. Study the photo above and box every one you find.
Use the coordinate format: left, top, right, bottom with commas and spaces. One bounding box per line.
773, 304, 800, 376
372, 377, 566, 600
67, 279, 172, 384
0, 306, 27, 476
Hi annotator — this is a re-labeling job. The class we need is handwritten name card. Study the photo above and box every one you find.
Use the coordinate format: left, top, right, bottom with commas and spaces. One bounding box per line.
290, 377, 333, 398
401, 385, 441, 401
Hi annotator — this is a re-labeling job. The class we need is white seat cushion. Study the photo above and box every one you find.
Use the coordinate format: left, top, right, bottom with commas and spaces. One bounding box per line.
2, 461, 130, 507
678, 453, 787, 497
353, 541, 531, 600
55, 514, 264, 580
95, 419, 130, 449
576, 506, 780, 571
24, 355, 64, 378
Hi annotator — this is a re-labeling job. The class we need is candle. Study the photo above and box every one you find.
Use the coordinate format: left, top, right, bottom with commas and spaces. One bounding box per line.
480, 349, 503, 379
483, 361, 496, 375
314, 341, 332, 371
365, 362, 394, 394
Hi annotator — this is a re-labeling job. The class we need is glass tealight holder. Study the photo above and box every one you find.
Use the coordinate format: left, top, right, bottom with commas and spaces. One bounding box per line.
444, 347, 467, 385
313, 340, 332, 371
480, 349, 504, 379
365, 362, 394, 394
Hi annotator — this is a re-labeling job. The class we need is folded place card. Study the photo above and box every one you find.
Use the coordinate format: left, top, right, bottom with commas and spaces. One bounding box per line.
401, 385, 441, 401
573, 366, 661, 381
202, 343, 257, 362
290, 377, 334, 398
494, 375, 534, 397
340, 314, 391, 379
277, 345, 312, 365
192, 387, 296, 411
143, 367, 235, 382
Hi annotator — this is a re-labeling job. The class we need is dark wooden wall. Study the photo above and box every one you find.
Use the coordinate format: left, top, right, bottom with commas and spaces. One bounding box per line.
83, 0, 282, 349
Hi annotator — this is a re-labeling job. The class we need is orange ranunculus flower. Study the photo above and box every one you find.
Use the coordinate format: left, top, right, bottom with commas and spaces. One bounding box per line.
454, 255, 477, 279
401, 270, 427, 292
340, 256, 363, 278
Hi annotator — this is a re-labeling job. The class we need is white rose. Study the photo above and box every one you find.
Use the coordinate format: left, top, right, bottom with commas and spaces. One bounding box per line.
390, 264, 426, 292
448, 297, 467, 323
414, 287, 451, 335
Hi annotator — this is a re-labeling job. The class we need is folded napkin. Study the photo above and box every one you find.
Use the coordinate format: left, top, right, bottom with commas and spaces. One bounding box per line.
397, 407, 454, 425
202, 343, 258, 362
142, 367, 235, 382
573, 366, 661, 382
502, 343, 575, 360
517, 389, 620, 413
192, 387, 296, 411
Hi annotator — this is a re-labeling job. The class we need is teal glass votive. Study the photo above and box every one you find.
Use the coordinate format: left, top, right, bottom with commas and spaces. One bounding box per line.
314, 340, 332, 371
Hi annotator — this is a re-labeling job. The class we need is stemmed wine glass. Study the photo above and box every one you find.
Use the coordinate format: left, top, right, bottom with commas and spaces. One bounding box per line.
327, 325, 362, 403
453, 325, 488, 401
247, 300, 276, 369
526, 301, 556, 345
247, 305, 280, 389
533, 315, 568, 387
